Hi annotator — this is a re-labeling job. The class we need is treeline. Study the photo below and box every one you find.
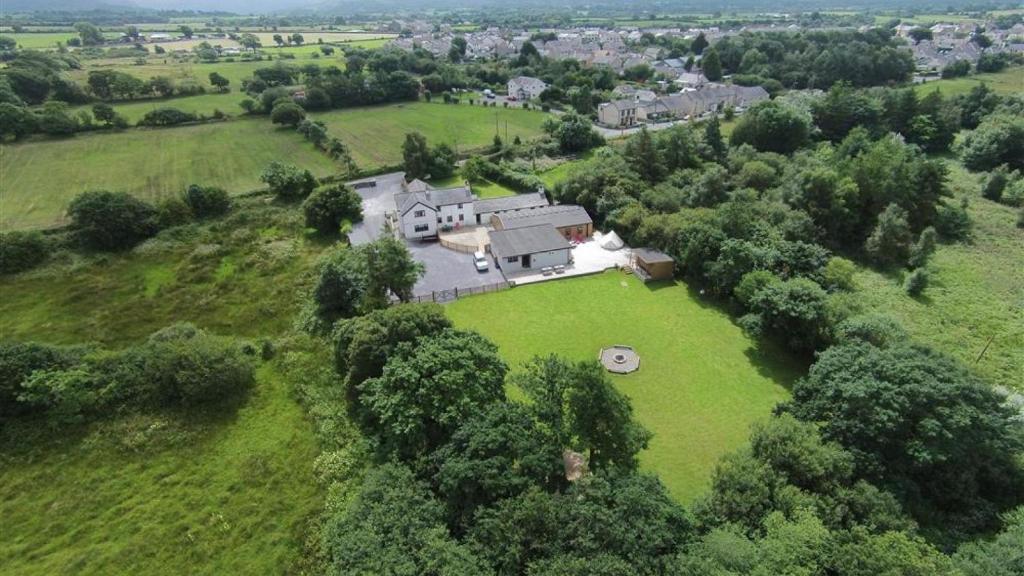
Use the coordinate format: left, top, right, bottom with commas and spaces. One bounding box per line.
711, 29, 916, 90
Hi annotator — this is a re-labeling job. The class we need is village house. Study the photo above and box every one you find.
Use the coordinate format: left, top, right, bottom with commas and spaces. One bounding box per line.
394, 184, 475, 239
507, 76, 548, 100
597, 99, 640, 127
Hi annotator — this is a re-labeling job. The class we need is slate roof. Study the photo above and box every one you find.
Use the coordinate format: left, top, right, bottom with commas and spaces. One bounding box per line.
496, 205, 592, 230
489, 224, 571, 257
474, 192, 550, 214
395, 186, 474, 215
634, 247, 674, 264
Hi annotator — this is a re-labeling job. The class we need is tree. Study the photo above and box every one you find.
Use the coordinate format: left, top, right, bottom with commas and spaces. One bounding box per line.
36, 101, 78, 135
551, 111, 604, 154
305, 247, 368, 332
239, 33, 261, 54
74, 22, 104, 46
730, 100, 811, 154
625, 126, 663, 183
429, 143, 456, 179
908, 226, 937, 269
0, 103, 36, 140
290, 33, 304, 45
703, 115, 727, 161
904, 267, 929, 296
327, 138, 357, 175
359, 329, 507, 458
955, 506, 1024, 576
208, 72, 230, 92
302, 183, 362, 234
865, 204, 913, 267
749, 278, 832, 354
272, 33, 284, 46
259, 161, 317, 199
432, 401, 564, 529
0, 231, 48, 275
691, 32, 709, 55
957, 114, 1024, 172
361, 236, 424, 306
792, 341, 1024, 534
324, 464, 489, 575
402, 132, 431, 180
179, 25, 194, 39
67, 191, 159, 250
270, 101, 305, 127
514, 356, 651, 471
0, 35, 17, 52
148, 76, 175, 98
701, 47, 722, 81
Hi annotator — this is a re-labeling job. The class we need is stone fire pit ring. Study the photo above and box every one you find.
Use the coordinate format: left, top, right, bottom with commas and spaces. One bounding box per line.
599, 345, 640, 374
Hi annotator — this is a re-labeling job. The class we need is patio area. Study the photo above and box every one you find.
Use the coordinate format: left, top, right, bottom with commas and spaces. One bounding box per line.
505, 233, 633, 286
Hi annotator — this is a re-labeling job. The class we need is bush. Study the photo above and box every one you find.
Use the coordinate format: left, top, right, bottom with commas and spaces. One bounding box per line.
137, 107, 197, 127
270, 101, 305, 127
904, 268, 929, 296
260, 161, 317, 199
934, 199, 972, 241
67, 190, 159, 250
156, 197, 193, 228
303, 183, 363, 234
184, 184, 231, 218
0, 231, 48, 275
981, 167, 1009, 202
0, 341, 88, 419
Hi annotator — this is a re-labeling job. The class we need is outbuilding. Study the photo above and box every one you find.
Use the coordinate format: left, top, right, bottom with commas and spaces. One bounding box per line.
489, 224, 571, 273
631, 248, 675, 282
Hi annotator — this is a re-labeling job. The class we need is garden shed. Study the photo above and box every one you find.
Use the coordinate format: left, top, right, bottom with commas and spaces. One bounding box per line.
632, 248, 675, 282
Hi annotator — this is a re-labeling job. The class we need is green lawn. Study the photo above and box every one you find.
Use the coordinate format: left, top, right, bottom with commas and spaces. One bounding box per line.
446, 271, 799, 502
852, 161, 1024, 391
311, 102, 551, 168
915, 67, 1024, 97
0, 119, 338, 231
71, 92, 247, 123
0, 365, 322, 575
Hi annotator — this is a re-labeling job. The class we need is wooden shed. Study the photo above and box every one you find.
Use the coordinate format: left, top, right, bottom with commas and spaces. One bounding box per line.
632, 248, 675, 282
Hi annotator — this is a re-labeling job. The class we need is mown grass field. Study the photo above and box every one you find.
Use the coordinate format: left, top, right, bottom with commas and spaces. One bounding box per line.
311, 102, 551, 167
852, 162, 1024, 391
447, 271, 799, 502
0, 119, 338, 231
915, 67, 1024, 97
71, 92, 247, 123
0, 204, 332, 574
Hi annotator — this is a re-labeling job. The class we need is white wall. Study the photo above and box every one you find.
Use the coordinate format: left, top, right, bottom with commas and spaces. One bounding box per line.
437, 202, 474, 228
401, 203, 438, 238
497, 248, 570, 272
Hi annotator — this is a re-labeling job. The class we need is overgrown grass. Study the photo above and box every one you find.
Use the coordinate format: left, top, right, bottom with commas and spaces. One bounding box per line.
0, 202, 337, 574
447, 271, 799, 502
852, 161, 1024, 391
311, 102, 550, 168
0, 119, 339, 231
0, 200, 330, 346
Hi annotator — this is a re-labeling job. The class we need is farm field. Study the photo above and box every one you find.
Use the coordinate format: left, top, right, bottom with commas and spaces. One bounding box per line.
852, 162, 1024, 391
0, 119, 338, 231
446, 271, 799, 502
70, 92, 246, 123
311, 102, 551, 168
4, 31, 121, 49
251, 32, 395, 45
915, 66, 1024, 97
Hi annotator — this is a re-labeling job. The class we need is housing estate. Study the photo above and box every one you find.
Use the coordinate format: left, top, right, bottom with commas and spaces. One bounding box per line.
598, 84, 769, 127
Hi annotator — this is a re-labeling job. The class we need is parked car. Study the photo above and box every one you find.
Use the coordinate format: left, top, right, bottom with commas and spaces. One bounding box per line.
473, 251, 489, 272
483, 89, 496, 99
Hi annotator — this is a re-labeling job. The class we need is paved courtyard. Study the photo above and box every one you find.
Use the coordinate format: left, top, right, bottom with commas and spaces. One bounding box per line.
347, 172, 404, 246
406, 240, 506, 297
508, 234, 633, 286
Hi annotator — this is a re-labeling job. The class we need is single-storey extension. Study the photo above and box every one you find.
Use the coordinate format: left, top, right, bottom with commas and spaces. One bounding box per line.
474, 191, 550, 225
492, 204, 593, 241
489, 224, 572, 273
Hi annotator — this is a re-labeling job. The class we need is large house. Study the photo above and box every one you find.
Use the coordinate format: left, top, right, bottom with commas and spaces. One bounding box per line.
507, 76, 548, 100
600, 84, 769, 127
597, 99, 640, 127
394, 184, 475, 239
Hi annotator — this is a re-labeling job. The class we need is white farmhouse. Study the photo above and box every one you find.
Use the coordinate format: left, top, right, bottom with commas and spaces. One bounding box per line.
507, 76, 548, 101
394, 185, 475, 239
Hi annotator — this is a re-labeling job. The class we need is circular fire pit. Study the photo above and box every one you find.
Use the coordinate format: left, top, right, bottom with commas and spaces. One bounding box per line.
599, 345, 640, 374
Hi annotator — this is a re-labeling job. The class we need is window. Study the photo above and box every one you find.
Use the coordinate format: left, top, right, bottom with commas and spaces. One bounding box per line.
414, 210, 425, 218
458, 214, 464, 222
457, 203, 463, 209
506, 256, 519, 263
414, 224, 429, 233
447, 215, 453, 223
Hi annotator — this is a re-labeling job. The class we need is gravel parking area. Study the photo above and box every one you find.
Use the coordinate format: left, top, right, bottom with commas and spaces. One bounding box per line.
406, 240, 505, 297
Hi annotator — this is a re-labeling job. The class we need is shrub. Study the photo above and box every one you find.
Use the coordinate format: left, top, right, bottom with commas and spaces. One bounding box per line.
156, 197, 193, 228
734, 270, 781, 308
303, 183, 363, 234
904, 268, 929, 296
270, 101, 305, 127
260, 161, 318, 200
67, 190, 159, 250
0, 341, 88, 418
137, 107, 197, 127
0, 231, 48, 275
184, 184, 231, 218
934, 199, 972, 241
821, 257, 857, 292
981, 166, 1009, 202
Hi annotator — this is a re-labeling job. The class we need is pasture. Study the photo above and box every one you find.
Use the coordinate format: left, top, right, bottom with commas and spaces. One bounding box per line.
0, 119, 338, 230
915, 67, 1024, 97
446, 271, 799, 502
853, 162, 1024, 391
70, 92, 246, 123
311, 102, 551, 167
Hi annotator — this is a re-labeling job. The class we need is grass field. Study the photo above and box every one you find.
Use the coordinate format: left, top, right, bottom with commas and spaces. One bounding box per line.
71, 92, 247, 123
0, 202, 335, 574
252, 32, 395, 45
852, 161, 1024, 391
446, 271, 799, 502
915, 67, 1024, 97
311, 102, 551, 167
0, 119, 338, 231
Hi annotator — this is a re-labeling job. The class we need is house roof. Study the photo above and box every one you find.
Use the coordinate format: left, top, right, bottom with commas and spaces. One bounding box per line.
489, 224, 571, 257
474, 191, 549, 214
634, 248, 674, 264
396, 191, 434, 215
509, 76, 547, 91
395, 185, 474, 215
496, 205, 592, 230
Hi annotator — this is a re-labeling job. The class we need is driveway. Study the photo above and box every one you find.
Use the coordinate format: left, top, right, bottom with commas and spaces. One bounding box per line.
406, 240, 505, 297
347, 172, 405, 245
